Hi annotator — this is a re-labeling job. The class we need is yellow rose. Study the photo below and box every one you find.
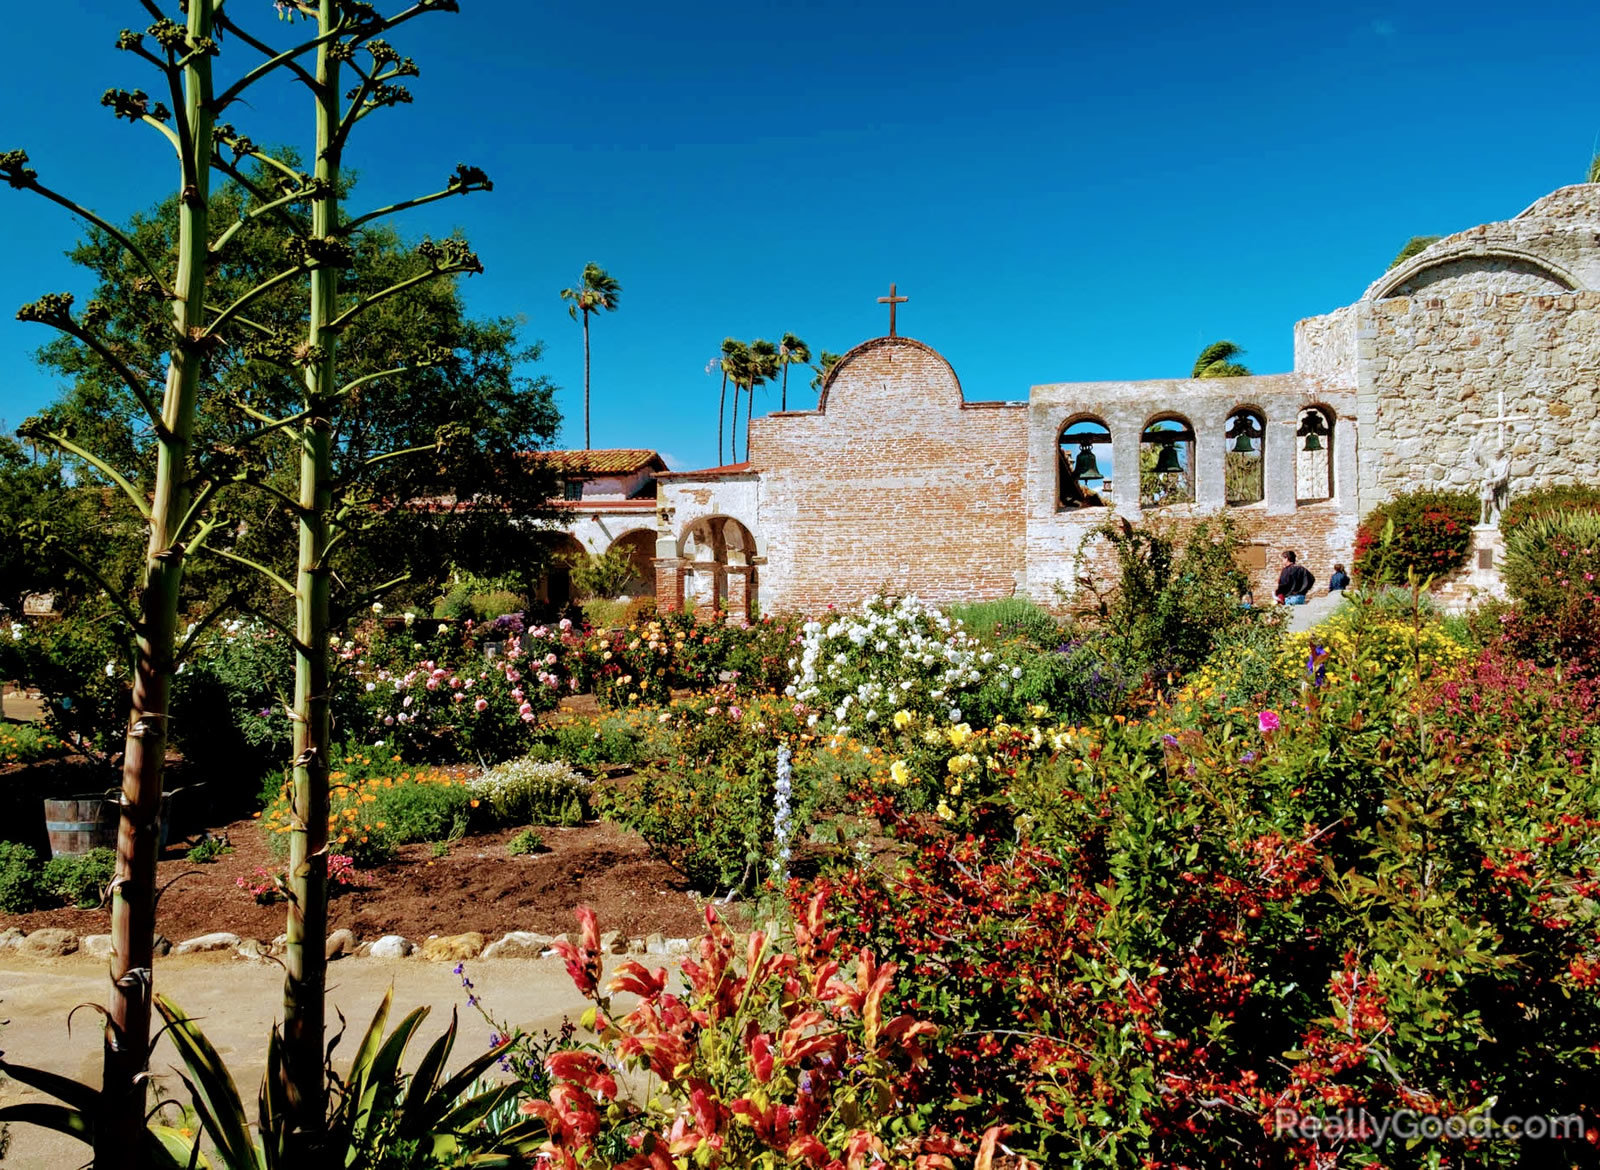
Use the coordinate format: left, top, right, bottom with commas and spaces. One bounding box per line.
889, 760, 911, 786
935, 800, 955, 821
948, 722, 972, 748
892, 709, 912, 730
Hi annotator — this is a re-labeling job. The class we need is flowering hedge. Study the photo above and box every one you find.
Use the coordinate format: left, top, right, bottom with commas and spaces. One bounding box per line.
789, 595, 1011, 738
1352, 488, 1478, 584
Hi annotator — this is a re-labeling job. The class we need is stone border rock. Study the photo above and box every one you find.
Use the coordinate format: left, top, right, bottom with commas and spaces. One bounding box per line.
0, 927, 694, 963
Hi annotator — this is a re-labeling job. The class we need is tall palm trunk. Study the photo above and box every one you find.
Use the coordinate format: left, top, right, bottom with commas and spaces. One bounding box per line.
717, 368, 728, 464
99, 6, 214, 1164
730, 382, 743, 463
780, 363, 788, 412
283, 1, 338, 1145
582, 308, 591, 450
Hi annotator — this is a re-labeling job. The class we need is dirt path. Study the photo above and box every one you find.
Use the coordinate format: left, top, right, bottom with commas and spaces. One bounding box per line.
0, 951, 672, 1166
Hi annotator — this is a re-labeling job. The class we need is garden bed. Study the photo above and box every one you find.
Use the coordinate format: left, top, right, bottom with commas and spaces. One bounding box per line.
2, 812, 708, 944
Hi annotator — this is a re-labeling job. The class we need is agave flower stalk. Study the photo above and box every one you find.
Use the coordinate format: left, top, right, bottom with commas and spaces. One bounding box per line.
272, 0, 492, 1142
3, 5, 222, 1162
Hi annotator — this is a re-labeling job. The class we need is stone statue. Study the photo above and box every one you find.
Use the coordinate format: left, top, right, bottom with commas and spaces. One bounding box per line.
1471, 435, 1512, 526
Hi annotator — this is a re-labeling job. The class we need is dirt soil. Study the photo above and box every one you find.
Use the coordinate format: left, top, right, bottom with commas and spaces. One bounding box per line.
4, 815, 709, 944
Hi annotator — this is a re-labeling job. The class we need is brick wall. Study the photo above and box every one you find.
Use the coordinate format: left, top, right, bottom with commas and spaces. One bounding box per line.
745, 337, 1028, 614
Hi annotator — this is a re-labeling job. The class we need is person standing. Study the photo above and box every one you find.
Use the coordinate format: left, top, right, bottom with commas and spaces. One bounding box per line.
1329, 563, 1350, 592
1275, 550, 1314, 605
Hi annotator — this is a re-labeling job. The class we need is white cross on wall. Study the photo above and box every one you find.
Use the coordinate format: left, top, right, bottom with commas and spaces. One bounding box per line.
1468, 387, 1532, 449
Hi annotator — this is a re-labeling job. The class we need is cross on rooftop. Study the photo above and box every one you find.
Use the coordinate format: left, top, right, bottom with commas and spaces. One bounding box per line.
877, 282, 908, 337
1468, 387, 1532, 449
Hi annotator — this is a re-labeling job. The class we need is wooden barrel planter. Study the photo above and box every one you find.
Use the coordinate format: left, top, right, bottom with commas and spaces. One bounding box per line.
42, 793, 175, 858
43, 796, 116, 858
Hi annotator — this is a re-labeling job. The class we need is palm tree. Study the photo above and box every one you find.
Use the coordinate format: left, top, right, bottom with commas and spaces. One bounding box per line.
1192, 340, 1251, 379
743, 338, 779, 459
777, 332, 811, 412
1588, 153, 1600, 183
809, 350, 843, 395
560, 262, 622, 450
715, 338, 747, 465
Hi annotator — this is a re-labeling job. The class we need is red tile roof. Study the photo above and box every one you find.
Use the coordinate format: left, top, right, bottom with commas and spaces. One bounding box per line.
656, 461, 755, 480
535, 449, 667, 476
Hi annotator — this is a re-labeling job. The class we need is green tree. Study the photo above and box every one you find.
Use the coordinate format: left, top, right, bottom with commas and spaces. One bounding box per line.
1191, 340, 1251, 378
1388, 234, 1440, 270
2, 7, 224, 1157
560, 261, 621, 450
777, 332, 810, 412
716, 337, 747, 465
34, 182, 562, 617
810, 349, 843, 396
1589, 153, 1600, 184
740, 338, 779, 460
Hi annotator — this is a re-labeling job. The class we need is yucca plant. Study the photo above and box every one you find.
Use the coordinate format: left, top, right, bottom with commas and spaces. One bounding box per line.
0, 992, 529, 1170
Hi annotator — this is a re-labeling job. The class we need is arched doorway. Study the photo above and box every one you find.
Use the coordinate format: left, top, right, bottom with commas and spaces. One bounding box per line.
607, 528, 658, 597
531, 532, 585, 614
678, 515, 758, 624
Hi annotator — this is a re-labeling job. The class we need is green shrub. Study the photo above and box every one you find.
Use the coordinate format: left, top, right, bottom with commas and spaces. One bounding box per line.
41, 847, 115, 909
1500, 511, 1600, 668
470, 589, 524, 622
375, 781, 475, 844
186, 836, 232, 864
505, 828, 545, 855
1353, 488, 1478, 585
946, 597, 1062, 647
1073, 514, 1250, 676
0, 842, 43, 913
580, 598, 630, 631
1499, 482, 1600, 534
530, 715, 653, 769
469, 757, 589, 826
0, 720, 67, 765
566, 546, 639, 602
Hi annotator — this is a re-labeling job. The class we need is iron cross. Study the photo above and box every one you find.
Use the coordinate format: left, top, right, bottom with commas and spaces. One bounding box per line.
877, 282, 908, 337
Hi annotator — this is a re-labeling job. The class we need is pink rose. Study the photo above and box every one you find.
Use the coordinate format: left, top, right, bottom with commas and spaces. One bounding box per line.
1258, 710, 1280, 733
474, 697, 488, 712
545, 653, 557, 666
425, 678, 439, 691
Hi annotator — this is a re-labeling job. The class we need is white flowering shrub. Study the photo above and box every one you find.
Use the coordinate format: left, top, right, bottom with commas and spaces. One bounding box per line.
787, 594, 1018, 736
468, 756, 590, 826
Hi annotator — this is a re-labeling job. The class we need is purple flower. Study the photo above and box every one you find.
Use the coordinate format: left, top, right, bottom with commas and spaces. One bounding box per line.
1242, 750, 1258, 764
1162, 734, 1179, 748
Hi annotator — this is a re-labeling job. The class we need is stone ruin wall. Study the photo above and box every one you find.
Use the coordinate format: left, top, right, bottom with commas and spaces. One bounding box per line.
1293, 304, 1359, 389
745, 338, 1029, 616
1359, 290, 1600, 505
1024, 375, 1360, 607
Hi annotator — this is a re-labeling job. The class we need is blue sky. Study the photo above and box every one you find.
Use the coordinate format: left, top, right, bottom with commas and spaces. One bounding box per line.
3, 1, 1599, 471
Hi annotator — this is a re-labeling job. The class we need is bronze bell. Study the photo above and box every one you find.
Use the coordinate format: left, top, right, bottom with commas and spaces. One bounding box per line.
1074, 443, 1102, 481
1153, 441, 1184, 476
1231, 431, 1256, 454
1302, 432, 1323, 452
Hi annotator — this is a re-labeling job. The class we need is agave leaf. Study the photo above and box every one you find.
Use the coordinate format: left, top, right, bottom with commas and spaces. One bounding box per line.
0, 1101, 92, 1142
0, 1058, 103, 1114
427, 1035, 516, 1126
258, 1025, 291, 1170
432, 1081, 518, 1137
348, 1005, 427, 1150
344, 987, 395, 1089
398, 1007, 457, 1135
151, 1123, 211, 1168
155, 996, 262, 1170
